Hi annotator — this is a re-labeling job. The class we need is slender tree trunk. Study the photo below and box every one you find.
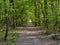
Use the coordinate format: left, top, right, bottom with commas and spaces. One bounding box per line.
4, 18, 9, 41
4, 0, 9, 41
12, 16, 16, 28
43, 0, 49, 29
34, 6, 37, 26
57, 0, 60, 31
10, 0, 16, 29
37, 0, 41, 26
50, 0, 54, 30
34, 1, 37, 26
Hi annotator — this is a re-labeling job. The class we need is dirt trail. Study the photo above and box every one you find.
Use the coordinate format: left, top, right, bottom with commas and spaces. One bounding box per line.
16, 27, 60, 45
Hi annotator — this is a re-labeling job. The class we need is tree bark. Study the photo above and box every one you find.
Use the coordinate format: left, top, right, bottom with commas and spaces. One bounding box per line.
4, 18, 9, 41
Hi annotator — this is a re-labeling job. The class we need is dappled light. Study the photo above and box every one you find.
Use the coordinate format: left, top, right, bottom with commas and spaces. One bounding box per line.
0, 0, 60, 45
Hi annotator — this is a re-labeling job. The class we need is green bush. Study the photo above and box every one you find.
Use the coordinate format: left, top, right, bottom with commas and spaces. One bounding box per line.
52, 35, 60, 40
45, 30, 55, 35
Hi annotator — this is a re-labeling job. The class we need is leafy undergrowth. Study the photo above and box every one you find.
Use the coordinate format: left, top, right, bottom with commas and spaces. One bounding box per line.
52, 35, 60, 40
0, 30, 18, 45
44, 30, 55, 35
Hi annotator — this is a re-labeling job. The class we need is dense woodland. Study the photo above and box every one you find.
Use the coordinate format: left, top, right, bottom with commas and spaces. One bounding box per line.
0, 0, 60, 45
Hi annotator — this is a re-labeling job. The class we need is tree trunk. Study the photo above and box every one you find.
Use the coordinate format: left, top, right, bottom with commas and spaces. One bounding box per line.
4, 18, 9, 41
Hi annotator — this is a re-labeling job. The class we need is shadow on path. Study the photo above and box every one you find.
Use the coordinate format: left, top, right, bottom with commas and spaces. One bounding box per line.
16, 27, 60, 45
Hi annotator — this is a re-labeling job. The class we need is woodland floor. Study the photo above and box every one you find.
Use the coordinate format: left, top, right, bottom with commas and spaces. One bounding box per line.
16, 27, 60, 45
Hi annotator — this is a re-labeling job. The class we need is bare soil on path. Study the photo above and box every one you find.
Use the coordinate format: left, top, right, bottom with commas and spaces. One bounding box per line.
16, 27, 60, 45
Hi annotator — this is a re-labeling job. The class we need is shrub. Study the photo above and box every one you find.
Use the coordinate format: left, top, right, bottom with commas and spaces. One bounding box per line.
52, 35, 60, 40
45, 30, 55, 35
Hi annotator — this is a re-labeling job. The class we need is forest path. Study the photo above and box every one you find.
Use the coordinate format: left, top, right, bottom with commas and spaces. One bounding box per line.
16, 27, 60, 45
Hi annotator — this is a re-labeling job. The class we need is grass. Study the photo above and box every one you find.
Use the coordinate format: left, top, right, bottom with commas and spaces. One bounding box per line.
0, 30, 18, 45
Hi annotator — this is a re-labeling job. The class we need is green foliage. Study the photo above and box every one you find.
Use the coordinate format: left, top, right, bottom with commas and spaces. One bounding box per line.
0, 30, 17, 45
0, 0, 60, 44
0, 0, 60, 40
52, 35, 60, 40
45, 30, 55, 35
0, 0, 60, 27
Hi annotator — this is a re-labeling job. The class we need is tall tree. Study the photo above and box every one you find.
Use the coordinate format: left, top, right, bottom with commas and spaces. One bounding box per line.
42, 0, 49, 29
4, 0, 10, 41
